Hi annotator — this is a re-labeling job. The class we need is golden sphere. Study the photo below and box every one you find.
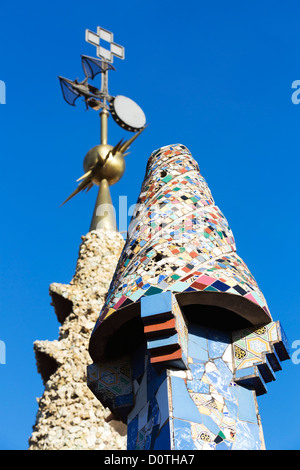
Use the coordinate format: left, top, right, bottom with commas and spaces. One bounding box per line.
83, 144, 126, 186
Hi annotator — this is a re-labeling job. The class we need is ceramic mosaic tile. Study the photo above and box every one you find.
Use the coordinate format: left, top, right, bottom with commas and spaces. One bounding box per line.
87, 357, 133, 422
87, 144, 290, 450
88, 292, 289, 450
90, 144, 271, 359
232, 321, 290, 371
231, 320, 289, 394
168, 324, 265, 450
127, 321, 267, 450
127, 344, 170, 450
88, 294, 289, 450
141, 291, 188, 369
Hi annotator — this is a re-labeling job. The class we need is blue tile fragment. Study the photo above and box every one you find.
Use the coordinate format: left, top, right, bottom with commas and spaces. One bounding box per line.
189, 362, 205, 380
202, 414, 220, 435
173, 419, 197, 450
207, 329, 230, 358
154, 422, 171, 450
127, 415, 138, 450
147, 333, 179, 350
187, 380, 209, 393
232, 421, 261, 450
236, 385, 258, 424
188, 325, 208, 361
170, 376, 203, 424
216, 441, 230, 450
235, 366, 255, 379
147, 359, 167, 400
141, 291, 172, 318
225, 398, 238, 420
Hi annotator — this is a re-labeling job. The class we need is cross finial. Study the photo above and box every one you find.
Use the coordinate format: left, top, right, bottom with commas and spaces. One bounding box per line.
60, 26, 146, 234
85, 27, 125, 63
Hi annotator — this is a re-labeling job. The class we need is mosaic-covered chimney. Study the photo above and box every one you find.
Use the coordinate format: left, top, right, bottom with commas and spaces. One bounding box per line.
87, 144, 290, 450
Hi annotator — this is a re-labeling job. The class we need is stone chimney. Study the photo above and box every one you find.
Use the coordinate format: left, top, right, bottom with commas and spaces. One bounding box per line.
29, 229, 126, 450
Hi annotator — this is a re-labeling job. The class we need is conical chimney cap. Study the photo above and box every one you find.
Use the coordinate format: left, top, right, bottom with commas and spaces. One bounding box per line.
89, 144, 271, 362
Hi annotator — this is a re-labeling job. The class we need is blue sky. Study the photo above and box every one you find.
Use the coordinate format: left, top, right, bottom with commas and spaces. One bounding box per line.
0, 0, 299, 450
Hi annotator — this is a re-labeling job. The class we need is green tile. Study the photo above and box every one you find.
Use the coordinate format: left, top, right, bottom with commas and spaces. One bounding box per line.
204, 286, 219, 292
171, 281, 190, 292
162, 175, 173, 183
129, 289, 145, 302
144, 286, 164, 296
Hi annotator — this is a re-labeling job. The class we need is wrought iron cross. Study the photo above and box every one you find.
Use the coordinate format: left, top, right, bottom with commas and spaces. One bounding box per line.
85, 27, 125, 63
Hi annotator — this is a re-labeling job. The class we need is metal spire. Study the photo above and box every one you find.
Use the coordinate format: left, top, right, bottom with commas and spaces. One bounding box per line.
59, 27, 147, 232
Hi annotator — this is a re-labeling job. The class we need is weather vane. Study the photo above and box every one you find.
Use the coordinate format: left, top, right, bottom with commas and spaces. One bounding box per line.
59, 26, 147, 231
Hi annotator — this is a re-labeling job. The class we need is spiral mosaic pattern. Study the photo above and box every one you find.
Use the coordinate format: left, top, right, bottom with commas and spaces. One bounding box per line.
90, 144, 271, 360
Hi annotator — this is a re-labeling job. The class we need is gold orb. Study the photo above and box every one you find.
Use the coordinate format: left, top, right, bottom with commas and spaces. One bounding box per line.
83, 144, 126, 186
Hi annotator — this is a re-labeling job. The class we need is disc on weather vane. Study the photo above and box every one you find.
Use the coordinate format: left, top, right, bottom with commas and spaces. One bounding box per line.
110, 95, 146, 132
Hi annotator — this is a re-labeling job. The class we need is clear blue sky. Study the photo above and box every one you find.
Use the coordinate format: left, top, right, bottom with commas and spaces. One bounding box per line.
0, 0, 299, 450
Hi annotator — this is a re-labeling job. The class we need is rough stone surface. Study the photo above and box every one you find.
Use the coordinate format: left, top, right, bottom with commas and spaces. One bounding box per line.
28, 230, 126, 450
